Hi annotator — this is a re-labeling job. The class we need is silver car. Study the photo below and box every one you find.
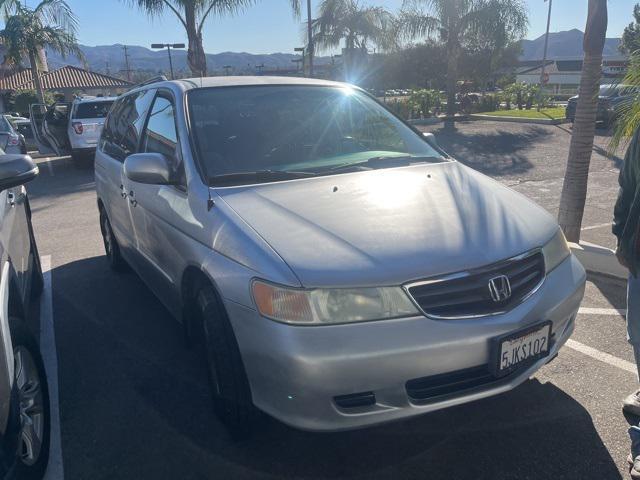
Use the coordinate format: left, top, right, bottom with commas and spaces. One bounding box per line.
29, 96, 116, 163
95, 77, 586, 435
0, 152, 50, 477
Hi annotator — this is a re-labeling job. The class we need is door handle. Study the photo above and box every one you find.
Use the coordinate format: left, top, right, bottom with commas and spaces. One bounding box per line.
7, 192, 15, 207
128, 191, 137, 207
120, 184, 127, 199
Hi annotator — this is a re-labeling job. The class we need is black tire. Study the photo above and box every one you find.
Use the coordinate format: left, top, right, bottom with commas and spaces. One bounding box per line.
196, 286, 255, 438
99, 208, 126, 272
8, 317, 50, 480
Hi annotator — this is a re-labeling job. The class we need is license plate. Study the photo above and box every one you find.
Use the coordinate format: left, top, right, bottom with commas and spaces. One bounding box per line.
491, 321, 551, 377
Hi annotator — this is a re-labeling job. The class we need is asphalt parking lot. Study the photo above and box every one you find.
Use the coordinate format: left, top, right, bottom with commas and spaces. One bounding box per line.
27, 121, 635, 479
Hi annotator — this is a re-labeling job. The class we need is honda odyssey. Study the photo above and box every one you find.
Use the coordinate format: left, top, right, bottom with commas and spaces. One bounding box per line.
95, 76, 586, 435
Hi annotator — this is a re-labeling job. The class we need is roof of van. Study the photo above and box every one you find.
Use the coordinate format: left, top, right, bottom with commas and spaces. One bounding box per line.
73, 96, 118, 103
175, 76, 348, 90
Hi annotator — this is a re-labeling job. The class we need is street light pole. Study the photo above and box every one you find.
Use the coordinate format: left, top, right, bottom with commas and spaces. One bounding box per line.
151, 43, 186, 80
537, 0, 553, 111
307, 0, 314, 77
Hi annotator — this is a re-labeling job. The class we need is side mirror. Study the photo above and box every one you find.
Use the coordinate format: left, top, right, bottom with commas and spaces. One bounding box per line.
124, 153, 173, 185
422, 132, 448, 157
0, 154, 38, 191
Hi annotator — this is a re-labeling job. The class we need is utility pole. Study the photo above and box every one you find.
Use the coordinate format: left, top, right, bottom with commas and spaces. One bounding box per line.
151, 43, 185, 80
537, 0, 553, 111
307, 0, 314, 77
122, 45, 132, 82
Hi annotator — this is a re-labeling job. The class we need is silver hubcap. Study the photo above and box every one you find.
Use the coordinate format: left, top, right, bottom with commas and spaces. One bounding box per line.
15, 347, 44, 466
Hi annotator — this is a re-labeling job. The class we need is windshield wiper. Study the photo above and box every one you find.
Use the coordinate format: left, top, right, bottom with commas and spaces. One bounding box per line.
326, 155, 442, 173
209, 169, 317, 186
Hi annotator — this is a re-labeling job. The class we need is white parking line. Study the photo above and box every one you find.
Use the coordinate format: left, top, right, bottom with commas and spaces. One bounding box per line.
40, 255, 64, 480
578, 307, 627, 316
581, 223, 612, 231
566, 339, 637, 375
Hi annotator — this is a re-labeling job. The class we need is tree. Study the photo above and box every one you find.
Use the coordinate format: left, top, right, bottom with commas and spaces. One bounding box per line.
620, 3, 640, 54
398, 0, 527, 116
557, 0, 608, 242
8, 89, 55, 116
309, 0, 396, 83
0, 0, 82, 103
126, 1, 300, 77
310, 0, 396, 52
610, 52, 640, 154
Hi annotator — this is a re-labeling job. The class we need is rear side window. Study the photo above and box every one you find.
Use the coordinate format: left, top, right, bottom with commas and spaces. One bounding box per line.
100, 89, 155, 162
73, 101, 114, 119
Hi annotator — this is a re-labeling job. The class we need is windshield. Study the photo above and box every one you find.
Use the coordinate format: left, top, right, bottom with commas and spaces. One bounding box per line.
73, 101, 114, 119
188, 85, 444, 185
0, 116, 13, 133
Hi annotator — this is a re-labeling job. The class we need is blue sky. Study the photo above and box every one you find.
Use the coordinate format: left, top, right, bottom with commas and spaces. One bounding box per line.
23, 0, 639, 54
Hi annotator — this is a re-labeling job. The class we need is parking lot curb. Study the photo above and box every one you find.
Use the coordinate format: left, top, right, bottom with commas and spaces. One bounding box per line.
407, 118, 441, 126
469, 114, 569, 125
570, 240, 627, 280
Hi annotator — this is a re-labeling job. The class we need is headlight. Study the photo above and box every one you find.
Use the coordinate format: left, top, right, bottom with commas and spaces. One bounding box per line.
542, 228, 570, 273
252, 281, 420, 325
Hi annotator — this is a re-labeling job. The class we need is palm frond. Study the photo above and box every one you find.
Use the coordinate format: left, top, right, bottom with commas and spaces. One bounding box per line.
611, 51, 640, 153
34, 0, 78, 34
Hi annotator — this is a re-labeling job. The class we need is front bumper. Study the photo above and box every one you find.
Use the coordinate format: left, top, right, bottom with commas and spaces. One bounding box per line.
227, 254, 586, 432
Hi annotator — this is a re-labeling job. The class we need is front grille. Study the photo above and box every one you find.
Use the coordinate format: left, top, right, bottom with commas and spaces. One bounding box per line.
406, 251, 545, 319
406, 365, 503, 402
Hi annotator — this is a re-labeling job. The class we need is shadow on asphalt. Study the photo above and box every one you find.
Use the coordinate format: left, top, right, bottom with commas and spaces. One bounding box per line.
49, 255, 621, 479
555, 124, 625, 169
589, 273, 628, 311
429, 123, 548, 177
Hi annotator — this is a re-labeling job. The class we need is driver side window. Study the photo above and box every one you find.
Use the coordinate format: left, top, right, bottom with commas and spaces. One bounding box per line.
142, 94, 185, 186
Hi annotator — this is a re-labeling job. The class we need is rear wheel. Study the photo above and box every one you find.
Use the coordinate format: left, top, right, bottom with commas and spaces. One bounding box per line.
196, 286, 255, 438
99, 208, 126, 271
9, 318, 50, 480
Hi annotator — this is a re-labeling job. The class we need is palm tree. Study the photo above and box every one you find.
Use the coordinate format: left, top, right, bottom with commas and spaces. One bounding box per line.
310, 0, 396, 52
610, 52, 640, 154
557, 0, 608, 242
398, 0, 527, 117
126, 1, 300, 77
0, 0, 82, 103
308, 0, 396, 82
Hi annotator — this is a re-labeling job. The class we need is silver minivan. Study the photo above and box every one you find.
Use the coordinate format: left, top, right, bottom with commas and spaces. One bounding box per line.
95, 77, 586, 435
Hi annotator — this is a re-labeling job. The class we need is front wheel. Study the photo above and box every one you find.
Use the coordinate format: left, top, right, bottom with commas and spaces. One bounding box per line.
196, 286, 255, 438
9, 318, 50, 480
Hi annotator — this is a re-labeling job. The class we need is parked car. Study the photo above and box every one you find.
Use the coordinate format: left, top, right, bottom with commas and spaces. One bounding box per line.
11, 121, 37, 153
0, 117, 26, 156
0, 152, 49, 478
96, 77, 586, 436
566, 84, 639, 127
29, 96, 116, 162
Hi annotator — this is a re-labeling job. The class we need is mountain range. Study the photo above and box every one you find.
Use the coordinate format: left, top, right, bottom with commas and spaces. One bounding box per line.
45, 44, 328, 76
43, 29, 625, 76
519, 29, 623, 61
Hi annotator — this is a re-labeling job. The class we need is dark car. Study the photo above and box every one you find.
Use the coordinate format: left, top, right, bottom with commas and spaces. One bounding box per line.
566, 84, 639, 127
0, 153, 49, 479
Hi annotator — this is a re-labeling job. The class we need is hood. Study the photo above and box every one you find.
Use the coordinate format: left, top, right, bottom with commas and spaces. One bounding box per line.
215, 162, 558, 288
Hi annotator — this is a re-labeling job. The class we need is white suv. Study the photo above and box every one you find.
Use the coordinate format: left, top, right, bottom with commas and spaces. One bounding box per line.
30, 96, 116, 162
